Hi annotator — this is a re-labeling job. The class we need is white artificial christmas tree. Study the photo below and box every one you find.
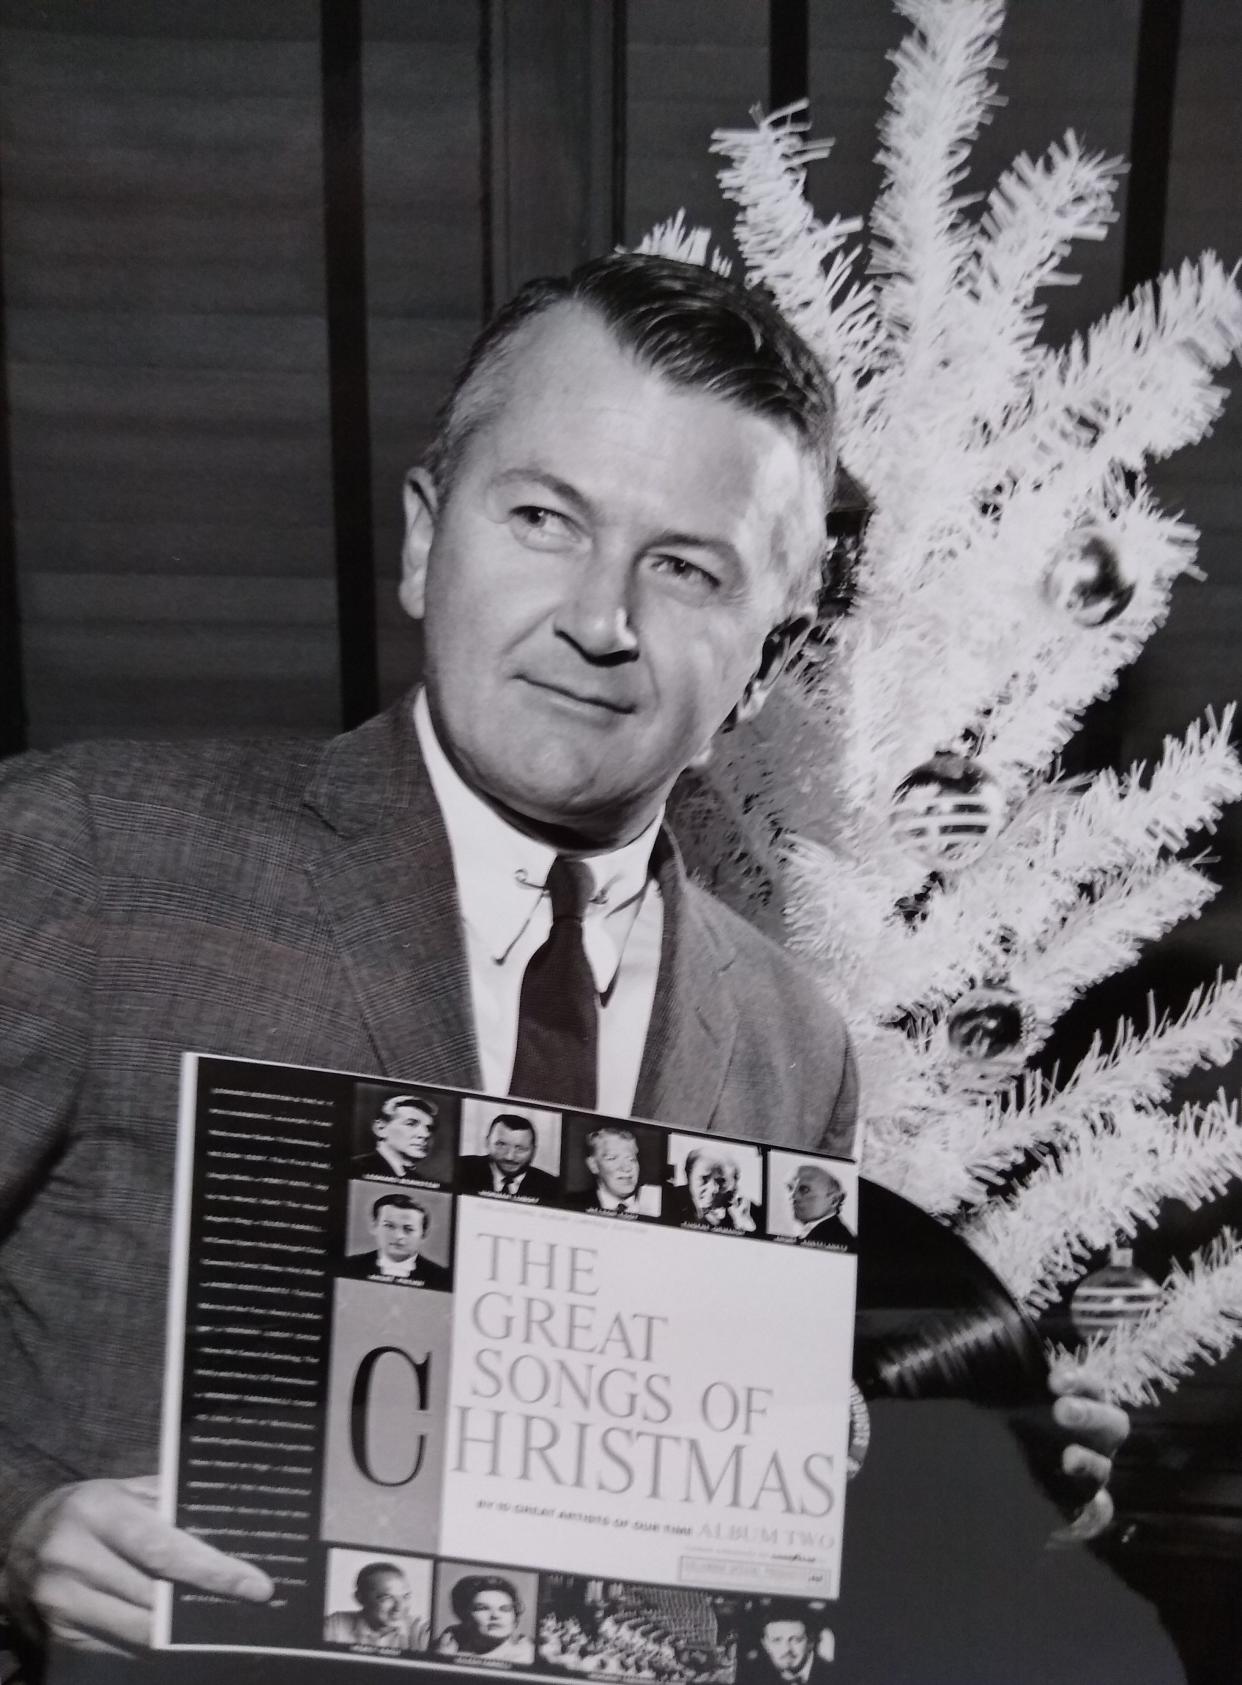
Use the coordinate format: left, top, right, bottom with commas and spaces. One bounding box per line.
647, 0, 1242, 1402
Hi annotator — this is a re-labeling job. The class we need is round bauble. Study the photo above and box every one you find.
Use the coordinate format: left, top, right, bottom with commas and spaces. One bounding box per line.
890, 752, 1005, 867
1070, 1247, 1161, 1339
1041, 531, 1135, 626
945, 984, 1030, 1061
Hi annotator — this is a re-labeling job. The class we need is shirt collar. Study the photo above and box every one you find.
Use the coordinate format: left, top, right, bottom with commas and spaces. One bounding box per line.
376, 1252, 418, 1277
595, 1185, 634, 1211
414, 690, 662, 992
376, 1141, 411, 1177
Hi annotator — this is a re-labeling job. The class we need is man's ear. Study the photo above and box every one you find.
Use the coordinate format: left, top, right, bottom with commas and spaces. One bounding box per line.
398, 466, 439, 621
731, 610, 815, 728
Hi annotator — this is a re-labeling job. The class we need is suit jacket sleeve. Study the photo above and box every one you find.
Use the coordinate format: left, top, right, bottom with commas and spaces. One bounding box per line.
0, 752, 101, 1550
819, 1033, 860, 1161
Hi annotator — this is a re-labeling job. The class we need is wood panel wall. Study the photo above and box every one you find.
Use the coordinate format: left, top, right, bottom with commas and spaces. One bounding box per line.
1, 0, 341, 743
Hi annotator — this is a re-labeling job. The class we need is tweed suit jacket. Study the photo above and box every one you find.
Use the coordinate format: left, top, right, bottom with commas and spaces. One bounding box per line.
0, 696, 856, 1558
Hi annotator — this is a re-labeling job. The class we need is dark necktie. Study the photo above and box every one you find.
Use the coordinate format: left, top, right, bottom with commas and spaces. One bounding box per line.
508, 856, 598, 1109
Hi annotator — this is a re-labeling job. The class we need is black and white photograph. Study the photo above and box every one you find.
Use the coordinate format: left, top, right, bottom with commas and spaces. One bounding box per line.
765, 1151, 857, 1250
559, 1114, 665, 1218
341, 1181, 454, 1290
458, 1099, 562, 1202
735, 1603, 834, 1685
537, 1575, 742, 1683
664, 1134, 764, 1235
350, 1080, 458, 1187
322, 1548, 434, 1655
432, 1564, 539, 1667
2, 3, 1240, 1681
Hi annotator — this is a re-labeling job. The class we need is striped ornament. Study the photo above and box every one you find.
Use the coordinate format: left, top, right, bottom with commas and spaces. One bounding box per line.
1070, 1248, 1161, 1337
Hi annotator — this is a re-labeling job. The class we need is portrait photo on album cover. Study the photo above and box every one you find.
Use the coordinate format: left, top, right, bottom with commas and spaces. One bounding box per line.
340, 1181, 454, 1290
432, 1563, 539, 1666
559, 1115, 664, 1219
663, 1133, 764, 1235
765, 1150, 857, 1251
458, 1098, 562, 1202
322, 1548, 433, 1653
736, 1601, 834, 1685
350, 1080, 458, 1188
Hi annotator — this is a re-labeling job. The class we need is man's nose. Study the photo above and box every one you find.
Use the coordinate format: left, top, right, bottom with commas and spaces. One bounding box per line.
553, 555, 639, 662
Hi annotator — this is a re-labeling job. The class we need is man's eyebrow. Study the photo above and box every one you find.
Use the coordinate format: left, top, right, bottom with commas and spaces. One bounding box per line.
490, 467, 591, 513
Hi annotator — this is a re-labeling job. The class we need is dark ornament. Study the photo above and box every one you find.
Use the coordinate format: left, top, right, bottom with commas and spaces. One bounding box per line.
945, 984, 1029, 1061
1041, 530, 1135, 626
891, 752, 1005, 867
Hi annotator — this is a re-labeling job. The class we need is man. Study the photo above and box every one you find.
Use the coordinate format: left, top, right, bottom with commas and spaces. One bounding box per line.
339, 1193, 450, 1289
565, 1124, 661, 1216
665, 1146, 759, 1232
457, 1112, 559, 1200
351, 1093, 439, 1180
323, 1560, 427, 1652
787, 1163, 854, 1249
0, 254, 1122, 1657
743, 1613, 832, 1685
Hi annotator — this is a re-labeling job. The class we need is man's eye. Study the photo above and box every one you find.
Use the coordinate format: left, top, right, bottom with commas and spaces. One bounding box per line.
651, 553, 717, 591
511, 505, 572, 544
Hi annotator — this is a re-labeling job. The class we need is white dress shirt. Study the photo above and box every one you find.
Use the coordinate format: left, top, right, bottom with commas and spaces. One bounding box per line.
414, 693, 664, 1116
593, 1183, 662, 1217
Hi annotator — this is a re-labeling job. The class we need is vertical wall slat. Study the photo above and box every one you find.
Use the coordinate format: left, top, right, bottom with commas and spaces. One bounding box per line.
321, 0, 379, 729
0, 160, 26, 758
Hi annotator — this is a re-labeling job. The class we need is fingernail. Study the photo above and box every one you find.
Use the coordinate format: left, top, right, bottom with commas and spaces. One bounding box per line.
236, 1570, 273, 1600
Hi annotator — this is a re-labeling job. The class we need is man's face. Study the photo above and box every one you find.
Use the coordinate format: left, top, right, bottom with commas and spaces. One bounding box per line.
789, 1167, 843, 1225
360, 1570, 410, 1632
761, 1622, 810, 1678
488, 1122, 536, 1177
371, 1205, 425, 1263
469, 1590, 518, 1642
589, 1134, 640, 1199
402, 306, 821, 847
379, 1107, 434, 1161
688, 1155, 737, 1215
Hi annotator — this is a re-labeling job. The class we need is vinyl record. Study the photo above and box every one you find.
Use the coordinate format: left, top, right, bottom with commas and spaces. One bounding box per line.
823, 1181, 1185, 1684
853, 1178, 1047, 1411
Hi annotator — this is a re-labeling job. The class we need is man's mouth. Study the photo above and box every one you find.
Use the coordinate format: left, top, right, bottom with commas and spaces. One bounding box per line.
522, 677, 636, 715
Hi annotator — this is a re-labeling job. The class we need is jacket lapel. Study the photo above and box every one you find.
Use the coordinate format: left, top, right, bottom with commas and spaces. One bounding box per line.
300, 701, 739, 1121
301, 700, 481, 1091
634, 830, 739, 1131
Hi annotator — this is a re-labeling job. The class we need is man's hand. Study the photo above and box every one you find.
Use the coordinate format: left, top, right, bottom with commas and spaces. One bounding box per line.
728, 1192, 757, 1234
3, 1475, 273, 1653
1047, 1366, 1130, 1542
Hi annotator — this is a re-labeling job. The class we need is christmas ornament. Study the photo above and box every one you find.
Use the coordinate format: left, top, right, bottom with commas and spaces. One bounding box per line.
890, 753, 1005, 867
1041, 531, 1135, 626
1070, 1247, 1161, 1338
945, 984, 1030, 1061
845, 1380, 871, 1479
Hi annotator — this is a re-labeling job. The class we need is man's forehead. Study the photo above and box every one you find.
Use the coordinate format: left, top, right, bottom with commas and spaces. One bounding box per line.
465, 306, 823, 586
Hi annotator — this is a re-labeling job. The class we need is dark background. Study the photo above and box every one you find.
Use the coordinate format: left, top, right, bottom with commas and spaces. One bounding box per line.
2, 2, 1241, 1677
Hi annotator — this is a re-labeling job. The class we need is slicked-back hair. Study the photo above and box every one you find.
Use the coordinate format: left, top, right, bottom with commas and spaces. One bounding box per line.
423, 253, 837, 607
371, 1192, 428, 1229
